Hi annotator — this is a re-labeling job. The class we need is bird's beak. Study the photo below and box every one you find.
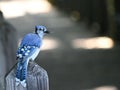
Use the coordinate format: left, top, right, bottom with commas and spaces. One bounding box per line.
44, 31, 50, 34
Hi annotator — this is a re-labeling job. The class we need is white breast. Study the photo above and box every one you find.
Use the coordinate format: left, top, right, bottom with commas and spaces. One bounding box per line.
28, 48, 41, 61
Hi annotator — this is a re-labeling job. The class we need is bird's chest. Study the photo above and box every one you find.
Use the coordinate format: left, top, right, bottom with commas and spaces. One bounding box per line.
29, 48, 41, 61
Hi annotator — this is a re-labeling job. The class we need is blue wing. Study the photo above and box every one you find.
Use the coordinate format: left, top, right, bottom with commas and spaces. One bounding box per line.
16, 33, 42, 59
16, 33, 42, 87
16, 45, 40, 87
20, 33, 41, 47
17, 46, 37, 59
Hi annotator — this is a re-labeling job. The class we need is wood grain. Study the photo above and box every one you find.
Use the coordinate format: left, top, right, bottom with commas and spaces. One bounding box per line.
5, 61, 49, 90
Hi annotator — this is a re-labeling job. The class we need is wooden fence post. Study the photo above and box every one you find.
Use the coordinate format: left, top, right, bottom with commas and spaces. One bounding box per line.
5, 61, 49, 90
0, 10, 17, 90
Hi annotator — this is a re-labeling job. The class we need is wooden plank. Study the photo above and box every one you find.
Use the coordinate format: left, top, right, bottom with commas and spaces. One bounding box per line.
0, 10, 17, 90
5, 61, 49, 90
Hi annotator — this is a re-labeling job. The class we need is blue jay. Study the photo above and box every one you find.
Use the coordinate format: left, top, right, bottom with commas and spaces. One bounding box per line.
15, 25, 50, 87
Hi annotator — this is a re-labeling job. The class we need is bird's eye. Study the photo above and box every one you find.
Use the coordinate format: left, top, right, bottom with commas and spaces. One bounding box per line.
39, 28, 44, 31
39, 28, 42, 30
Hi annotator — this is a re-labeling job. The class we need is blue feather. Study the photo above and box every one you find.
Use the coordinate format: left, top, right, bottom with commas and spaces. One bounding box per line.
15, 25, 49, 87
20, 33, 42, 47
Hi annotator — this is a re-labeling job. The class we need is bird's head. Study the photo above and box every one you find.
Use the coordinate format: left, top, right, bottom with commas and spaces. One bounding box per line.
35, 25, 50, 35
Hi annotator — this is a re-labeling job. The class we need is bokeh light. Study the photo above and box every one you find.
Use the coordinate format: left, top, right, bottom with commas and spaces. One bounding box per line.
72, 37, 114, 49
0, 0, 52, 19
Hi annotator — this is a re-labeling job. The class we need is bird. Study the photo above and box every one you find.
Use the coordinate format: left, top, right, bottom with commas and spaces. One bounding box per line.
15, 25, 50, 87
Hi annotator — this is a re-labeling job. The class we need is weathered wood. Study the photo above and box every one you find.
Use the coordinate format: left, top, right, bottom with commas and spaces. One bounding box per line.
5, 61, 49, 90
0, 10, 17, 90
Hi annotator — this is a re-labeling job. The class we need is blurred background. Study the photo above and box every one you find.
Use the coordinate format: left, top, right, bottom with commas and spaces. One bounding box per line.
0, 0, 120, 90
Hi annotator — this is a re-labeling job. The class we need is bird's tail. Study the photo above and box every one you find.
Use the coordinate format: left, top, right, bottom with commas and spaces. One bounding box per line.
15, 59, 27, 87
15, 77, 20, 86
15, 78, 26, 87
15, 59, 22, 86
